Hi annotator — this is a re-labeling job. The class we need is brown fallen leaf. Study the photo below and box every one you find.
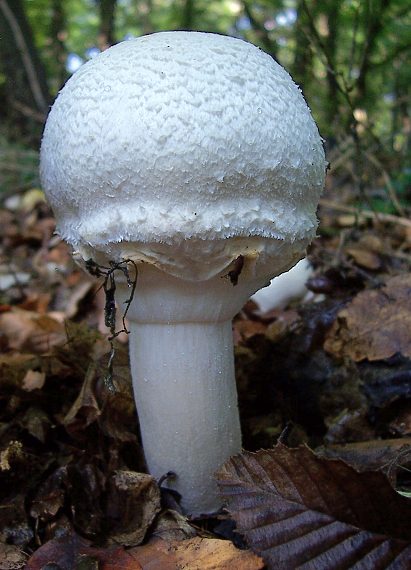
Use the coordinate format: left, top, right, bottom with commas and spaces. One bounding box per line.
336, 213, 368, 227
130, 536, 265, 570
150, 509, 196, 541
265, 310, 300, 343
64, 279, 95, 319
345, 246, 381, 270
324, 274, 411, 361
357, 234, 384, 253
324, 407, 375, 444
317, 438, 411, 486
0, 308, 66, 353
389, 404, 411, 436
25, 530, 141, 570
217, 444, 411, 569
0, 543, 27, 570
106, 471, 161, 547
0, 441, 23, 471
0, 493, 34, 548
20, 406, 51, 443
233, 320, 267, 342
30, 466, 67, 521
63, 362, 101, 436
21, 369, 45, 391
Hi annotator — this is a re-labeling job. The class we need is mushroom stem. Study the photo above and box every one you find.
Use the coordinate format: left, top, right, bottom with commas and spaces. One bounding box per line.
117, 264, 265, 515
129, 320, 241, 515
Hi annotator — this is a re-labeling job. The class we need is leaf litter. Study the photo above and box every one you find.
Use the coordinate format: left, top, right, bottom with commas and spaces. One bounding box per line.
216, 445, 411, 569
0, 190, 410, 568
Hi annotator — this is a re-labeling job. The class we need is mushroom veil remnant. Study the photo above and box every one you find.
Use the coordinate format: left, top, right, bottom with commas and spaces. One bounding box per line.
40, 31, 326, 515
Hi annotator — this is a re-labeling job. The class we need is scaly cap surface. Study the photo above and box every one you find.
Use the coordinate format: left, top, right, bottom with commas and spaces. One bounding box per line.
40, 31, 326, 280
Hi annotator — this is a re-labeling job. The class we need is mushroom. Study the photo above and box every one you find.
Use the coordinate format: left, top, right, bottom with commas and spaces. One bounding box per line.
251, 258, 313, 312
40, 31, 326, 515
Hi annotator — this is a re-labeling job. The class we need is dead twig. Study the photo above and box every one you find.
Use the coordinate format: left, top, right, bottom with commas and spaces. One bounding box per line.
11, 100, 46, 123
364, 151, 406, 217
320, 199, 411, 229
85, 258, 138, 393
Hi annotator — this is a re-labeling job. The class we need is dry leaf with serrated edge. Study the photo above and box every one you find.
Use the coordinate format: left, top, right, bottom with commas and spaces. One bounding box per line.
217, 444, 411, 569
324, 274, 411, 361
130, 537, 265, 570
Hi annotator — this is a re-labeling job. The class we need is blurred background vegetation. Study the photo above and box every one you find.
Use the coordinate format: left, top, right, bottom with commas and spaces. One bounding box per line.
0, 0, 410, 213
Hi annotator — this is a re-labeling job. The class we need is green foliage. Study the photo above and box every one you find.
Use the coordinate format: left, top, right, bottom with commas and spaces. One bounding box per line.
0, 130, 39, 197
5, 0, 409, 211
21, 0, 411, 139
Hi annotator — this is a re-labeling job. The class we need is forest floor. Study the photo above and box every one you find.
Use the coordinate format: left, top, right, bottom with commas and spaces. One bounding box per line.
0, 178, 411, 569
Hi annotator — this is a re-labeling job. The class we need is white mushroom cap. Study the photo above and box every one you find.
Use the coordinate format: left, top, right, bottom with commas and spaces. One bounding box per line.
40, 31, 326, 281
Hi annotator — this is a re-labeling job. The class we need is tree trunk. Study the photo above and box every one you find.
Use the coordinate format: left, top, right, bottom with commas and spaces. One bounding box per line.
0, 0, 50, 140
292, 0, 312, 90
242, 1, 277, 60
356, 0, 391, 105
181, 0, 195, 30
99, 0, 117, 50
50, 0, 68, 91
324, 1, 339, 127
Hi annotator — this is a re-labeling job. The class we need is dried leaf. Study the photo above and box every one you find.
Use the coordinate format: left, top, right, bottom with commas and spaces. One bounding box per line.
32, 462, 107, 536
357, 234, 384, 253
325, 274, 411, 361
324, 408, 375, 444
318, 438, 411, 486
0, 544, 27, 570
19, 406, 51, 442
389, 404, 411, 436
345, 247, 381, 270
64, 280, 94, 319
150, 509, 196, 541
130, 537, 265, 570
0, 308, 65, 353
150, 509, 197, 540
21, 188, 46, 211
265, 310, 300, 343
0, 441, 23, 471
97, 354, 137, 444
106, 471, 161, 547
25, 530, 140, 570
217, 444, 411, 569
337, 214, 367, 227
30, 466, 67, 521
67, 463, 107, 535
234, 320, 267, 342
63, 362, 101, 436
0, 494, 34, 548
21, 369, 45, 391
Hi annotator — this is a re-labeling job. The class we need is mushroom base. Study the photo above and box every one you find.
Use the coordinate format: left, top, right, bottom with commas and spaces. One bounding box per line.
129, 319, 241, 515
